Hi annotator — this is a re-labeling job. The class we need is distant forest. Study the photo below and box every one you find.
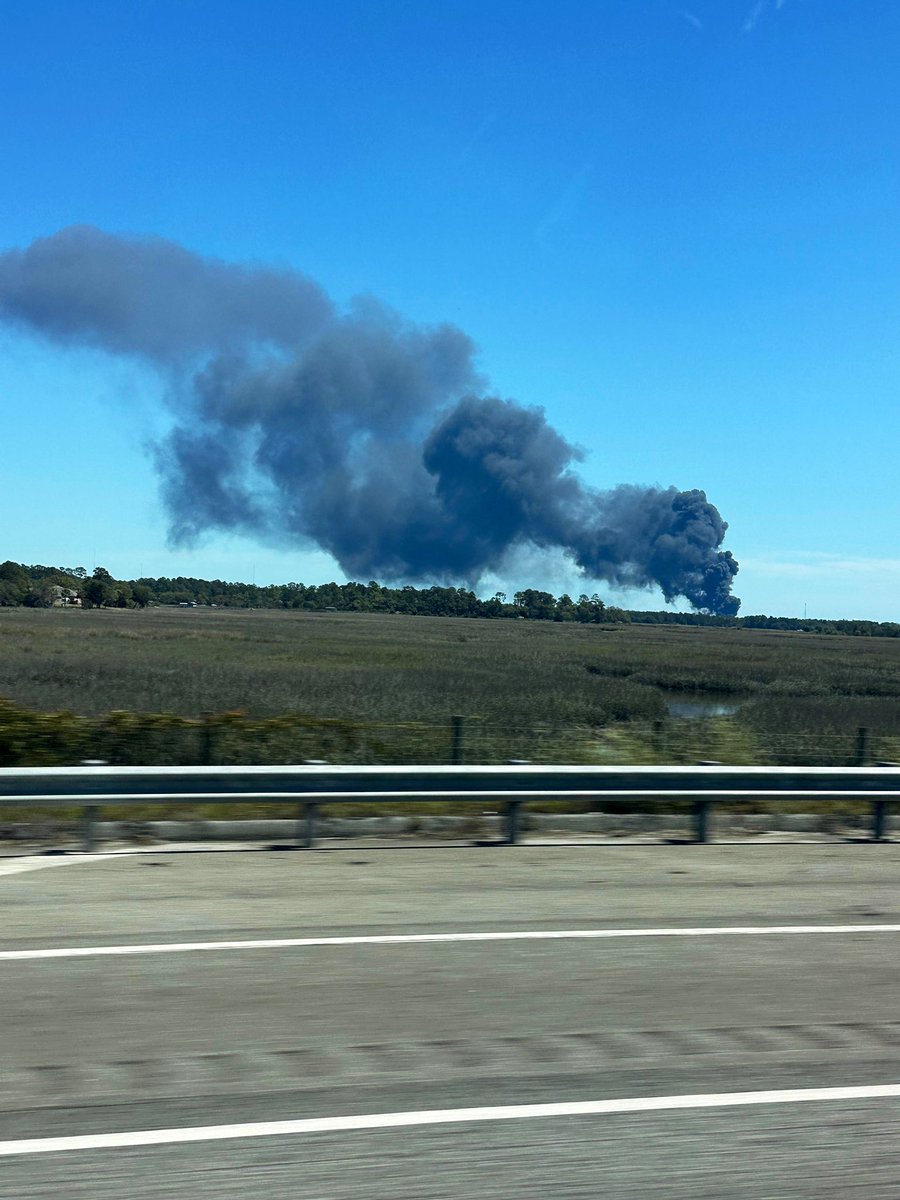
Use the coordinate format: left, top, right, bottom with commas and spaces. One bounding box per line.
1, 559, 897, 637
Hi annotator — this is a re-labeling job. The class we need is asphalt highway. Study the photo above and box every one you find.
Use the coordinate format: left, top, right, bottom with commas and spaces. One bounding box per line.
2, 843, 899, 1196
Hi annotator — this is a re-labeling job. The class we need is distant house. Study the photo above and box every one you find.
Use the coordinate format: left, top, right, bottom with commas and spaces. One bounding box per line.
51, 586, 81, 607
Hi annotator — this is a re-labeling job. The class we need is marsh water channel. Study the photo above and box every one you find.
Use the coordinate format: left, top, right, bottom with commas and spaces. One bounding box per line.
665, 695, 743, 720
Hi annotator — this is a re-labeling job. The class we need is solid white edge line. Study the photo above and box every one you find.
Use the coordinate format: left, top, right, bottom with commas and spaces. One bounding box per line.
4, 924, 900, 960
2, 1084, 900, 1156
0, 852, 122, 878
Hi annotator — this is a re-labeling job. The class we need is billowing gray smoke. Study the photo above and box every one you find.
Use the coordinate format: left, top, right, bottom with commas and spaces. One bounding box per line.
0, 226, 739, 613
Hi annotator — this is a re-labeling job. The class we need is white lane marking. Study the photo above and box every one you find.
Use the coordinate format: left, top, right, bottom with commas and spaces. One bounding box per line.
3, 924, 900, 961
2, 1084, 900, 1156
0, 853, 121, 878
0, 844, 265, 878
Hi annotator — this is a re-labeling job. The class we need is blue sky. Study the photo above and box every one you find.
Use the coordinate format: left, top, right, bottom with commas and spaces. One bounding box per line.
1, 0, 898, 618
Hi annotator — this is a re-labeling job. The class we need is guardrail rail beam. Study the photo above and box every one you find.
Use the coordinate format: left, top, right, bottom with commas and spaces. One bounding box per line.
1, 763, 899, 852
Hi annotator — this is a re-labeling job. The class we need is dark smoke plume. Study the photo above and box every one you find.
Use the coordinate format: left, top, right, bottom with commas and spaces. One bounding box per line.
0, 225, 739, 613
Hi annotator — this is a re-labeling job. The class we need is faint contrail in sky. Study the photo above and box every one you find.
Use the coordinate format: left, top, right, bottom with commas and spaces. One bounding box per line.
743, 0, 788, 33
680, 9, 703, 32
535, 162, 593, 248
0, 226, 740, 613
743, 0, 766, 31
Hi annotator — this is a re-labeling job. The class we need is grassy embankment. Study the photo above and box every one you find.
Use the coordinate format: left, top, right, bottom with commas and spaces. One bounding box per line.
1, 605, 898, 824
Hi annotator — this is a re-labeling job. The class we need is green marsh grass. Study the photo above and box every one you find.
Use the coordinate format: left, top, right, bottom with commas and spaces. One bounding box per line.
2, 606, 900, 775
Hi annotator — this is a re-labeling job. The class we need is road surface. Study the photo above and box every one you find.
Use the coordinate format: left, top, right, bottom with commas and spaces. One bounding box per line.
1, 843, 899, 1196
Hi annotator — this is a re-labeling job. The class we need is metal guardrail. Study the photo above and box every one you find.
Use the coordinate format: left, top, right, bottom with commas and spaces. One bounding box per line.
2, 763, 900, 849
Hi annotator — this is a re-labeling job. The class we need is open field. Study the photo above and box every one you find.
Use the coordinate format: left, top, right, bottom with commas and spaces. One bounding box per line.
1, 606, 900, 768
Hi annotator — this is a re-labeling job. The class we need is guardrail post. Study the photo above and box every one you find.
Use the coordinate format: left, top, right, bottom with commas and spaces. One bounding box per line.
692, 799, 710, 844
504, 799, 523, 845
81, 804, 99, 852
692, 761, 721, 843
872, 800, 888, 842
874, 764, 900, 841
297, 801, 318, 849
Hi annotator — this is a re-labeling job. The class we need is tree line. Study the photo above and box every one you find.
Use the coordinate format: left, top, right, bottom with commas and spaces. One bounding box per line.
0, 563, 627, 622
1, 559, 898, 636
0, 562, 151, 609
